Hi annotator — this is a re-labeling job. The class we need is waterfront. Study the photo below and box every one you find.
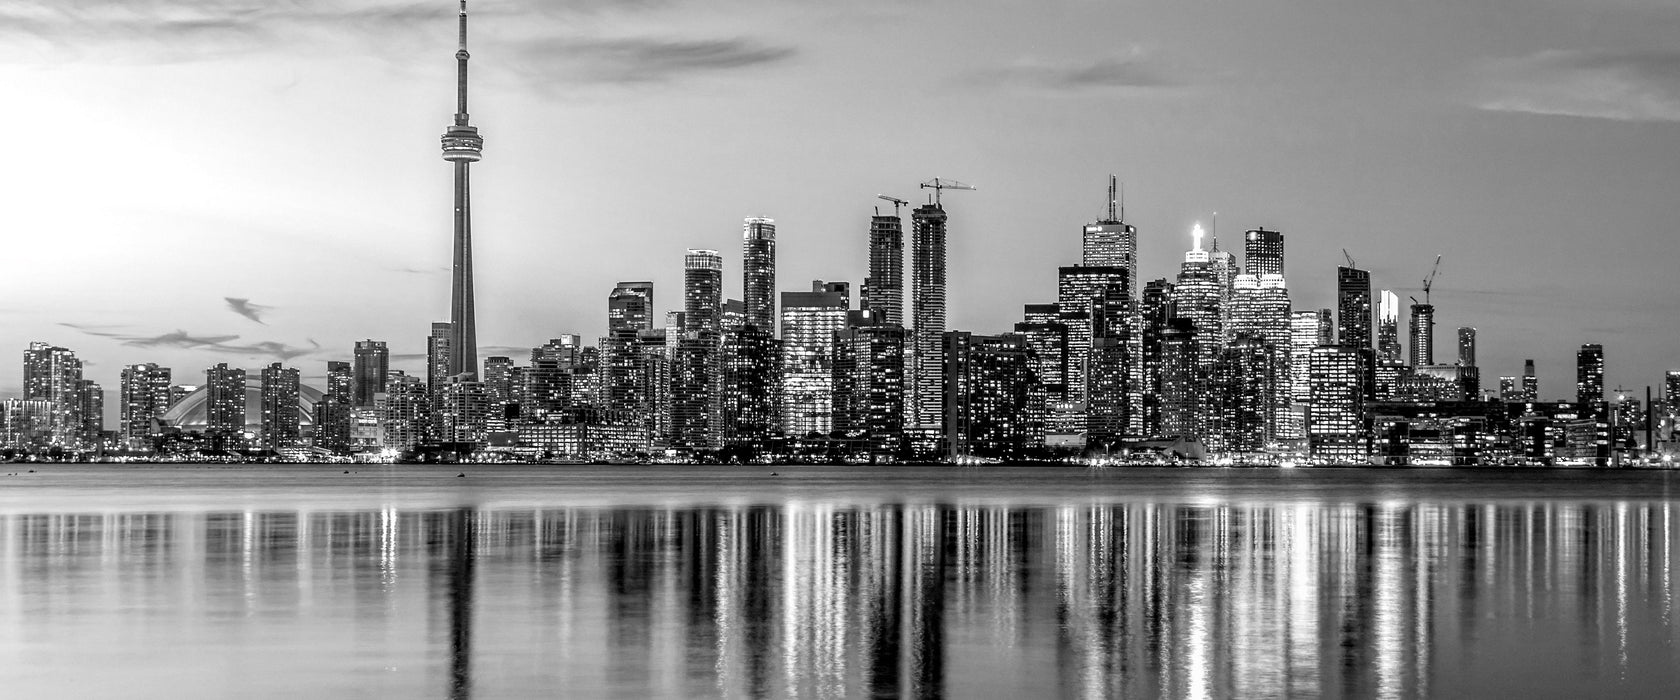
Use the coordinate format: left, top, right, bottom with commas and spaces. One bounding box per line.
4, 466, 1680, 698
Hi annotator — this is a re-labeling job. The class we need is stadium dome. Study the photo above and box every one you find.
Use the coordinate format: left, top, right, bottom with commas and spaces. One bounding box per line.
159, 384, 325, 432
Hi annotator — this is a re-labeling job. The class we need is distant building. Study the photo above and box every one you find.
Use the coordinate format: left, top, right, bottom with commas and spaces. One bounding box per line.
1523, 359, 1538, 402
1377, 291, 1402, 363
608, 281, 655, 333
428, 322, 454, 397
380, 373, 430, 451
1309, 346, 1366, 463
259, 362, 301, 450
314, 361, 354, 454
684, 249, 724, 333
866, 210, 905, 327
780, 282, 850, 437
353, 340, 388, 407
204, 364, 248, 439
1408, 301, 1435, 368
943, 331, 1041, 459
722, 324, 778, 449
741, 218, 777, 331
433, 378, 490, 444
119, 363, 172, 450
1227, 273, 1291, 441
1242, 228, 1284, 276
909, 202, 949, 431
1577, 344, 1604, 404
23, 342, 86, 447
833, 322, 906, 459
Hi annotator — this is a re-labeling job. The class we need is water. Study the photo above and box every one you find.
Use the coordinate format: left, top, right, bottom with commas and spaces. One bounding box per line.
3, 465, 1680, 698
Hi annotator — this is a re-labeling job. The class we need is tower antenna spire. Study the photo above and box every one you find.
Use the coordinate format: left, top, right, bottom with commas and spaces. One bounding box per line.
1119, 180, 1125, 221
1106, 175, 1117, 222
455, 0, 470, 125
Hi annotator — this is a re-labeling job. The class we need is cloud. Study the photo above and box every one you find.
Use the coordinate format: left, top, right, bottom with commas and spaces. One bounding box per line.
58, 322, 126, 338
206, 339, 320, 361
510, 36, 796, 84
224, 297, 272, 324
977, 50, 1178, 92
122, 329, 242, 349
1477, 49, 1680, 122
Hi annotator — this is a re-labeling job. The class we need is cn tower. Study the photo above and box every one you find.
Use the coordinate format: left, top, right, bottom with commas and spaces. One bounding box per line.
440, 0, 483, 380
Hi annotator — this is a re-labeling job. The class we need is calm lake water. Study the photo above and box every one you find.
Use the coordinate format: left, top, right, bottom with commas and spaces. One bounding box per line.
3, 465, 1680, 699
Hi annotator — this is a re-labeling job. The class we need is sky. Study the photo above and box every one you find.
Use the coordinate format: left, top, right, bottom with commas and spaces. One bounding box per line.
0, 0, 1676, 403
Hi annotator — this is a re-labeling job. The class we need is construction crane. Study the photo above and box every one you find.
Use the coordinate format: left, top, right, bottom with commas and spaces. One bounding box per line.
1343, 249, 1356, 268
920, 177, 976, 206
876, 194, 909, 216
1422, 255, 1442, 304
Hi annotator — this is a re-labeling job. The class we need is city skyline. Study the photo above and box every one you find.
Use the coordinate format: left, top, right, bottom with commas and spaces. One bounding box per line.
0, 0, 1675, 402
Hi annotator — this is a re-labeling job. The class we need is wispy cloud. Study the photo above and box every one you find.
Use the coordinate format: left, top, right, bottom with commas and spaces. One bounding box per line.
976, 50, 1178, 92
58, 322, 125, 338
206, 339, 320, 361
510, 36, 796, 85
224, 297, 272, 324
1477, 49, 1680, 123
122, 329, 242, 349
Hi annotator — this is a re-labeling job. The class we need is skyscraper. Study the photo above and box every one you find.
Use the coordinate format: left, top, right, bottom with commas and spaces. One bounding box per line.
684, 249, 724, 333
1577, 344, 1604, 404
781, 281, 850, 437
22, 342, 85, 446
1523, 359, 1538, 402
1309, 346, 1366, 463
1408, 300, 1435, 367
742, 218, 777, 331
1457, 327, 1477, 366
832, 322, 906, 459
1140, 279, 1175, 436
867, 209, 905, 326
1227, 273, 1291, 441
1336, 264, 1375, 399
259, 362, 300, 450
119, 363, 172, 449
909, 202, 948, 430
942, 331, 1041, 459
1058, 265, 1130, 410
1376, 290, 1402, 363
353, 340, 388, 407
440, 0, 484, 381
1082, 176, 1138, 291
204, 363, 247, 436
1171, 224, 1221, 370
722, 325, 778, 448
315, 361, 354, 454
608, 281, 655, 333
428, 322, 454, 398
1243, 228, 1284, 276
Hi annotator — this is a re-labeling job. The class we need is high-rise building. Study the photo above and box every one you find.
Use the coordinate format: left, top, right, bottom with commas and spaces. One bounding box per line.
1140, 279, 1175, 437
833, 322, 907, 459
1499, 376, 1520, 402
433, 378, 490, 444
1457, 327, 1477, 367
259, 362, 301, 450
1171, 224, 1221, 369
943, 331, 1041, 459
77, 380, 102, 447
780, 281, 850, 437
204, 363, 247, 437
1226, 273, 1291, 441
380, 372, 430, 451
722, 325, 778, 448
1243, 228, 1284, 276
119, 363, 172, 450
867, 209, 905, 327
440, 0, 485, 381
22, 342, 85, 446
1308, 346, 1366, 463
684, 249, 723, 334
669, 330, 723, 452
428, 322, 454, 398
1408, 301, 1435, 368
1523, 359, 1538, 402
1577, 344, 1605, 404
314, 361, 354, 454
1289, 310, 1331, 404
482, 356, 515, 430
1208, 334, 1274, 455
1377, 290, 1402, 363
909, 202, 949, 430
1086, 283, 1132, 446
1082, 176, 1138, 291
1336, 265, 1375, 399
608, 281, 655, 333
353, 340, 388, 407
1159, 319, 1201, 439
742, 218, 777, 331
1058, 265, 1130, 409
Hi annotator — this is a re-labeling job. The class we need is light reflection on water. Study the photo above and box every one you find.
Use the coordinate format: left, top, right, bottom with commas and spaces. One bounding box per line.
3, 466, 1680, 698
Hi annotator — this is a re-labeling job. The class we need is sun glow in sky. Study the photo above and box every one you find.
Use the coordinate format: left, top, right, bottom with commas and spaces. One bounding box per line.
0, 0, 1676, 397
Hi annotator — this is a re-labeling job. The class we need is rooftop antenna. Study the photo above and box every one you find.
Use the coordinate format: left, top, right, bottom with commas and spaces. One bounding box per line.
1106, 175, 1118, 222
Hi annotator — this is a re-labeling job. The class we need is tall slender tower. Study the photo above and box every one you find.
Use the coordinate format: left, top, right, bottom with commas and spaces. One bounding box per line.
741, 218, 777, 331
910, 202, 948, 429
441, 0, 484, 380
